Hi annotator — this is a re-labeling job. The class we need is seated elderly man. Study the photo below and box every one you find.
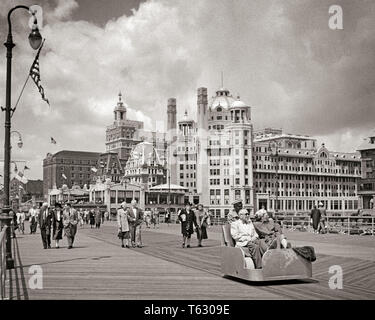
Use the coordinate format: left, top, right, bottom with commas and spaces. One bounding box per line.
227, 199, 244, 223
230, 209, 268, 269
254, 210, 289, 249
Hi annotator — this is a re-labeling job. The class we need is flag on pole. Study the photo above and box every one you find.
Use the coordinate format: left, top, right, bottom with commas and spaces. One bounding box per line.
62, 173, 67, 180
90, 167, 98, 173
51, 137, 57, 144
29, 39, 50, 106
15, 171, 28, 184
24, 165, 30, 170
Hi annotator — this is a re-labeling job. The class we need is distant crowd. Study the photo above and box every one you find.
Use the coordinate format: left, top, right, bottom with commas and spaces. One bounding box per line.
10, 203, 110, 250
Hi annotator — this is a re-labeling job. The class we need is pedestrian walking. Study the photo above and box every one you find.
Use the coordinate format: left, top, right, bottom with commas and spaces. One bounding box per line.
178, 203, 197, 248
89, 210, 95, 228
151, 208, 158, 229
63, 203, 78, 249
39, 202, 52, 249
194, 204, 211, 247
52, 202, 64, 248
28, 205, 38, 234
117, 202, 130, 248
128, 199, 143, 248
144, 209, 151, 228
310, 204, 321, 234
17, 211, 25, 234
318, 203, 327, 234
95, 207, 101, 229
165, 209, 170, 225
78, 209, 84, 228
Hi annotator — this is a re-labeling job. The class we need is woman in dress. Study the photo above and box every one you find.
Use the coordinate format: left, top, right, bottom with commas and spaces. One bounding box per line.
194, 204, 211, 247
52, 202, 64, 248
117, 202, 130, 248
178, 203, 197, 248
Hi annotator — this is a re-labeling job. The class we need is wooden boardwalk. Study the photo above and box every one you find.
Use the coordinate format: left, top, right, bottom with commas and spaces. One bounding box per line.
4, 221, 375, 300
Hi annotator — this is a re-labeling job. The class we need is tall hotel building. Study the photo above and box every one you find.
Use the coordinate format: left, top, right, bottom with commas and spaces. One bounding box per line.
169, 87, 255, 218
167, 86, 362, 219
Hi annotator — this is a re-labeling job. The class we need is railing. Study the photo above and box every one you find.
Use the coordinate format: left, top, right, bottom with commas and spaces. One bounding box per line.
209, 214, 375, 235
0, 226, 8, 300
279, 215, 375, 236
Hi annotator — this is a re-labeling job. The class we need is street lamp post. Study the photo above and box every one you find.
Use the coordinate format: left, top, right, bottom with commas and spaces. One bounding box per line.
0, 5, 42, 269
164, 168, 171, 216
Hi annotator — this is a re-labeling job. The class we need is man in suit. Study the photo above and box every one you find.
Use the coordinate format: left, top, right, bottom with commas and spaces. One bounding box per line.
128, 199, 144, 248
310, 204, 321, 234
63, 203, 79, 249
39, 202, 52, 249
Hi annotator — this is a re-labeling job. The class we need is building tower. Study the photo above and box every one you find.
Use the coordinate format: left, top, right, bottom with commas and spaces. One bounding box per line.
167, 98, 177, 134
196, 87, 209, 206
114, 92, 127, 123
227, 97, 255, 212
105, 92, 144, 163
166, 98, 177, 185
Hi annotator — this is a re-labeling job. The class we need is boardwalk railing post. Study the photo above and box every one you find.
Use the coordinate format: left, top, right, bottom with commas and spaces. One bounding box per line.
372, 217, 374, 236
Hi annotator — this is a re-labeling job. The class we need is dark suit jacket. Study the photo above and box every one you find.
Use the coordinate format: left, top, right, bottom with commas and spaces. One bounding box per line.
128, 207, 143, 226
38, 207, 52, 230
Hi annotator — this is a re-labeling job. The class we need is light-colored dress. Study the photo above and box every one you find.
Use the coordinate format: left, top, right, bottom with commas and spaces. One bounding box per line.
117, 208, 130, 239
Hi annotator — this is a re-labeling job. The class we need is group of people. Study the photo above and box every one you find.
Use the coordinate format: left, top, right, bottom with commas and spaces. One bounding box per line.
228, 201, 290, 269
35, 202, 79, 249
310, 203, 327, 234
117, 199, 144, 248
143, 209, 160, 229
177, 203, 211, 248
76, 207, 107, 229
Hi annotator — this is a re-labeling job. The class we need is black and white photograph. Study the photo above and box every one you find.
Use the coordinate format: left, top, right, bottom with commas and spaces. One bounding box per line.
0, 0, 375, 308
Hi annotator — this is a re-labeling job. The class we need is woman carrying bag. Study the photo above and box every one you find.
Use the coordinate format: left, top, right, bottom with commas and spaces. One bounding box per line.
194, 204, 211, 247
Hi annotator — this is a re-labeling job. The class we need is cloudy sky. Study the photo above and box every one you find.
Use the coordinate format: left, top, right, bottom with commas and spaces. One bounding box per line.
0, 0, 374, 180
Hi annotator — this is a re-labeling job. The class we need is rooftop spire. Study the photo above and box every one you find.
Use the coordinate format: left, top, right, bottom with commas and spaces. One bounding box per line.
118, 91, 122, 102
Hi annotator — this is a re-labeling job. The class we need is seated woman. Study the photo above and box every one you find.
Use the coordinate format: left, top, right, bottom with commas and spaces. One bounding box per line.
253, 211, 289, 249
230, 209, 268, 269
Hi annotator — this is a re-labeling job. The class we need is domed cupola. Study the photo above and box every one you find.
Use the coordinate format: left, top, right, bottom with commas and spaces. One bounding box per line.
209, 87, 236, 110
114, 91, 128, 121
229, 96, 251, 123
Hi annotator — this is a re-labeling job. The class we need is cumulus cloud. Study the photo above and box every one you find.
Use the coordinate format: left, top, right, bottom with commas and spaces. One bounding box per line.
50, 0, 78, 20
0, 0, 374, 180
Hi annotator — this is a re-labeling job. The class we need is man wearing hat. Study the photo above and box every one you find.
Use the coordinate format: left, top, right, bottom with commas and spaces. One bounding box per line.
38, 202, 52, 249
63, 203, 79, 249
128, 199, 144, 248
227, 199, 242, 223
